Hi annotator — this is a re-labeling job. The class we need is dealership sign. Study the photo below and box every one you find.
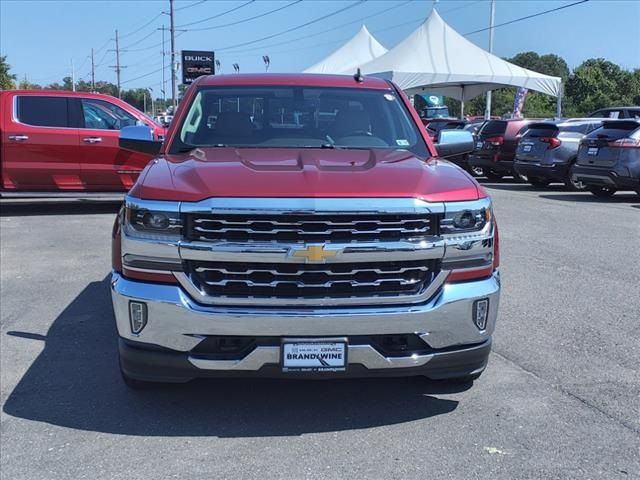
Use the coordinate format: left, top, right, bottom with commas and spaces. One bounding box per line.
181, 50, 215, 84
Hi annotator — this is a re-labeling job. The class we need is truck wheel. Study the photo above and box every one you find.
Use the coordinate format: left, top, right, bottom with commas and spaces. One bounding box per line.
484, 171, 503, 182
529, 177, 550, 188
588, 186, 616, 198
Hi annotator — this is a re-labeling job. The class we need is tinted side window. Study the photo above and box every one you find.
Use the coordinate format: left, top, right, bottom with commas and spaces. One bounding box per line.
586, 121, 640, 140
627, 109, 640, 119
479, 120, 507, 136
558, 124, 590, 134
524, 124, 558, 137
81, 98, 137, 130
17, 96, 69, 127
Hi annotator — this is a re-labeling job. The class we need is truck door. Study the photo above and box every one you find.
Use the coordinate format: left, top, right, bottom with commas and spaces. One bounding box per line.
76, 97, 152, 191
2, 95, 82, 191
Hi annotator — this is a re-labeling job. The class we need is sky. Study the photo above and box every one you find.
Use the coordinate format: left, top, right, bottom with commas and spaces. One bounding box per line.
1, 0, 639, 94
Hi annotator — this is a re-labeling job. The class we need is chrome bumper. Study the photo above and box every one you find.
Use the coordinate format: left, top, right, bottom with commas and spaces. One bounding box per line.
111, 271, 500, 372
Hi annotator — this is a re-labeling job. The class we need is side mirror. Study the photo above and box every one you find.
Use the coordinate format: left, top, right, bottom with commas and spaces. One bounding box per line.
435, 130, 474, 158
119, 125, 162, 156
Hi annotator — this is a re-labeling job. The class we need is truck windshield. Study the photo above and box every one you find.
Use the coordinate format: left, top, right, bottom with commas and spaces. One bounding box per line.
171, 86, 429, 157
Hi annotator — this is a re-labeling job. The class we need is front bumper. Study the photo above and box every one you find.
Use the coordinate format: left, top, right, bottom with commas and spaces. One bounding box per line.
571, 165, 640, 190
514, 161, 569, 182
111, 271, 500, 381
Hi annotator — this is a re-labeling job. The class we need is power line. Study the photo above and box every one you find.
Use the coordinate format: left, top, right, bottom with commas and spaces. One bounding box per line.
121, 31, 185, 54
94, 37, 112, 55
175, 0, 208, 11
119, 12, 164, 39
121, 66, 167, 86
177, 0, 255, 28
465, 0, 589, 35
183, 0, 302, 31
217, 0, 367, 51
121, 28, 158, 51
223, 0, 413, 55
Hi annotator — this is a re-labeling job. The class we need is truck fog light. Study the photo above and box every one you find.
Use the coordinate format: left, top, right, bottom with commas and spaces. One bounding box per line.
473, 299, 489, 330
129, 301, 148, 334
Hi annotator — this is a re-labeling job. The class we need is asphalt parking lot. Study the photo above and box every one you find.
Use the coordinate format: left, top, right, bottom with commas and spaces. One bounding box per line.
1, 183, 639, 480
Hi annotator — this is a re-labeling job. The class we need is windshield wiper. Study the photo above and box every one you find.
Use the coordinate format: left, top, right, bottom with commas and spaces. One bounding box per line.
176, 144, 227, 153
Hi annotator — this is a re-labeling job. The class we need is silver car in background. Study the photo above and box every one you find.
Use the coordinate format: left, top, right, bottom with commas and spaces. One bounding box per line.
514, 119, 602, 190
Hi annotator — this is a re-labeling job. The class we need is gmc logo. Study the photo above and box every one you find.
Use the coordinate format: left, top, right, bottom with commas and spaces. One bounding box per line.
187, 67, 212, 74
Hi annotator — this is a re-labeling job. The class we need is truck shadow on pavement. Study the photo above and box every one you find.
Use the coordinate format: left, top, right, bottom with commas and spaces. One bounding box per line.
3, 276, 462, 437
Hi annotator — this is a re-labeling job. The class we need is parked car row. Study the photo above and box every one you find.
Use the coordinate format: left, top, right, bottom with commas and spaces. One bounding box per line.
433, 110, 640, 198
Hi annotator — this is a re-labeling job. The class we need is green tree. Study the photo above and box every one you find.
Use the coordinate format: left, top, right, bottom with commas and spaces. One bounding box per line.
565, 58, 631, 115
17, 76, 42, 90
0, 55, 17, 90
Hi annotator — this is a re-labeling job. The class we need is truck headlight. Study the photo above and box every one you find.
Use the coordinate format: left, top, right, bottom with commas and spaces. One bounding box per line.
124, 198, 181, 240
441, 200, 492, 235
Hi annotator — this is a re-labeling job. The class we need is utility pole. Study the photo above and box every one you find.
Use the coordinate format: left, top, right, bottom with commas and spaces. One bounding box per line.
484, 0, 495, 119
109, 30, 125, 98
71, 58, 76, 91
115, 30, 121, 97
90, 48, 95, 91
161, 25, 166, 106
169, 0, 177, 108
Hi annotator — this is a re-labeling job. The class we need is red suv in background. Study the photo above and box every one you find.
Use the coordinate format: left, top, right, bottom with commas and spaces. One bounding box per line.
0, 90, 165, 193
468, 118, 536, 181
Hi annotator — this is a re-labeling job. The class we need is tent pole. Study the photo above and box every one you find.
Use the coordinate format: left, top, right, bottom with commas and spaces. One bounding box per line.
460, 86, 465, 120
556, 84, 562, 119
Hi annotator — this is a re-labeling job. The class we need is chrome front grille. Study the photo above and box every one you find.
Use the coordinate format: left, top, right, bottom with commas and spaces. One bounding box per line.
185, 260, 439, 303
184, 213, 434, 243
175, 198, 447, 307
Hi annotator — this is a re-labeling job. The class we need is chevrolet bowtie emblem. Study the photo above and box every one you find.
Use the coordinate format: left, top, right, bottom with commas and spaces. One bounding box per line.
291, 245, 340, 263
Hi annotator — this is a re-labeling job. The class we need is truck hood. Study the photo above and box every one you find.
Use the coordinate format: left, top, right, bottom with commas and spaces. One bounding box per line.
130, 147, 482, 202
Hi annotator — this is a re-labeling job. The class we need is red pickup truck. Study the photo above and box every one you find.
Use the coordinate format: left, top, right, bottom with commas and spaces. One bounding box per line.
111, 73, 501, 388
0, 90, 164, 193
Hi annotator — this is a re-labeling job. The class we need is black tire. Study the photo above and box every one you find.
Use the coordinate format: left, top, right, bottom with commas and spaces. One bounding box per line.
566, 163, 587, 191
587, 186, 616, 198
529, 177, 550, 188
484, 171, 503, 181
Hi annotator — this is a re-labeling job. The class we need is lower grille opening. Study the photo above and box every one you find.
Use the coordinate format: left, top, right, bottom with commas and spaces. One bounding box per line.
188, 335, 435, 360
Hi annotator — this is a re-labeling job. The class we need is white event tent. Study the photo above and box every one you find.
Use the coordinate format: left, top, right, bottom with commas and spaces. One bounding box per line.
304, 25, 387, 75
322, 10, 563, 117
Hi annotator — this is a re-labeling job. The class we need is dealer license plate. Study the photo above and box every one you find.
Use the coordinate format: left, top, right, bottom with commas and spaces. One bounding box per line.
587, 147, 599, 156
523, 145, 532, 152
281, 340, 347, 372
476, 141, 483, 149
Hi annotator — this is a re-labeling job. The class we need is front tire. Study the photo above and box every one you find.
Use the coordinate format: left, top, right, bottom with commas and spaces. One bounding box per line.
588, 186, 616, 198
